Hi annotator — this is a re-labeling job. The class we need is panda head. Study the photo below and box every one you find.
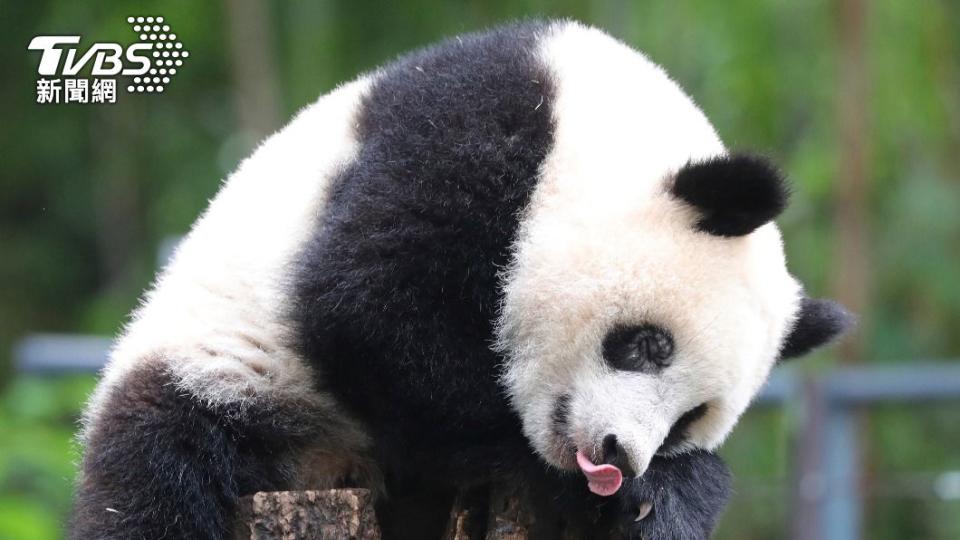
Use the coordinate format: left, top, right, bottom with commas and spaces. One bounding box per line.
494, 22, 852, 495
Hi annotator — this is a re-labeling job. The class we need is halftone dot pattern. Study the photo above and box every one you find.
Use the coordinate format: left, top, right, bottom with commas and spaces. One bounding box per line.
126, 16, 188, 94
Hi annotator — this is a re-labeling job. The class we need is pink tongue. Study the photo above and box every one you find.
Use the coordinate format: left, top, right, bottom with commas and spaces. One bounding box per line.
575, 450, 623, 496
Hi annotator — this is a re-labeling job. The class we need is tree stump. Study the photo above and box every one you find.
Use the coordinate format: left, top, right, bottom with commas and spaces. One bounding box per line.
238, 485, 540, 539
441, 482, 540, 540
236, 489, 381, 539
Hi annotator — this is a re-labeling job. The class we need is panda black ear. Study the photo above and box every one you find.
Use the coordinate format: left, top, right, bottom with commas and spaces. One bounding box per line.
671, 153, 789, 237
778, 297, 855, 361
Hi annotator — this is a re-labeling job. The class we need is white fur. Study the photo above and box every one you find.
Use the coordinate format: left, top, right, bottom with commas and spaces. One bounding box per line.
82, 77, 374, 447
496, 22, 802, 476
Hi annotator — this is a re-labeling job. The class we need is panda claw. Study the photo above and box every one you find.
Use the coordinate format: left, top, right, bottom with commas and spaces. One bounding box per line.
635, 501, 653, 521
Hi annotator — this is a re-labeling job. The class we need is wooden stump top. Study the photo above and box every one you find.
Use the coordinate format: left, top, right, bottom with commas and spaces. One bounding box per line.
237, 489, 381, 540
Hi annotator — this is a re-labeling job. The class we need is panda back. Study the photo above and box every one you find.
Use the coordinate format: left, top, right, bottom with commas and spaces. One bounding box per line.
84, 76, 374, 434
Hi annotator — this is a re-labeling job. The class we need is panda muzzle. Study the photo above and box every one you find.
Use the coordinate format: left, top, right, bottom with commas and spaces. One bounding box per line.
575, 420, 671, 496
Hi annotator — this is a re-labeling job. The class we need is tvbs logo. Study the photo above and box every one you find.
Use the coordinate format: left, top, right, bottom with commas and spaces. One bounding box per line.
28, 16, 189, 105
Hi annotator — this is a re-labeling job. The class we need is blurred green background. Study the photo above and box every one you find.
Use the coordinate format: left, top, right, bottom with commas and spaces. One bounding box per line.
1, 1, 958, 539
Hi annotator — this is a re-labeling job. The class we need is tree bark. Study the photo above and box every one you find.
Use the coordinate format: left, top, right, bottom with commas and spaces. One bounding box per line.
483, 484, 535, 540
236, 489, 381, 540
223, 0, 282, 138
832, 0, 870, 362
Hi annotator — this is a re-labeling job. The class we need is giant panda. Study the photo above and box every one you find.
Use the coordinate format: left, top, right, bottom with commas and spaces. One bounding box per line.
71, 20, 851, 540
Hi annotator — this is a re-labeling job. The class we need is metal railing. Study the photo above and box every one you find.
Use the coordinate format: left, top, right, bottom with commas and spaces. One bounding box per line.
754, 362, 960, 540
12, 333, 960, 540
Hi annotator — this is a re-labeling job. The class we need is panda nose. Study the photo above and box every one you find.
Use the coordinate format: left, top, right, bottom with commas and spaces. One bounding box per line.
601, 433, 636, 477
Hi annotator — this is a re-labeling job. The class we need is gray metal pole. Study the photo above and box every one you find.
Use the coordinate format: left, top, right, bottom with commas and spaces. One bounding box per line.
822, 403, 861, 540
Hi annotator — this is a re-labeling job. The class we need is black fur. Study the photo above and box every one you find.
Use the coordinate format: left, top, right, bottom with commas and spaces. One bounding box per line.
672, 153, 789, 237
288, 21, 554, 485
70, 363, 328, 539
779, 297, 855, 360
616, 450, 732, 540
287, 21, 563, 538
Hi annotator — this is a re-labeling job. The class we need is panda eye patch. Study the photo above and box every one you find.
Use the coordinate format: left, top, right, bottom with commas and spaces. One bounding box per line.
602, 324, 675, 373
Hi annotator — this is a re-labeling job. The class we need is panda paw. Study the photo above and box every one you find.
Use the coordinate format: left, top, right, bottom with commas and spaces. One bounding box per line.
616, 450, 731, 540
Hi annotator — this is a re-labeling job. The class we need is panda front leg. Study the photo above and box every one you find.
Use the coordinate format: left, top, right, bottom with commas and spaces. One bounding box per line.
70, 361, 350, 540
551, 449, 731, 539
613, 450, 731, 540
534, 448, 730, 539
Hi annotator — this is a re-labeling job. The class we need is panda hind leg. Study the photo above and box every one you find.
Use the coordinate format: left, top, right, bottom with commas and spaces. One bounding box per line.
70, 362, 338, 540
